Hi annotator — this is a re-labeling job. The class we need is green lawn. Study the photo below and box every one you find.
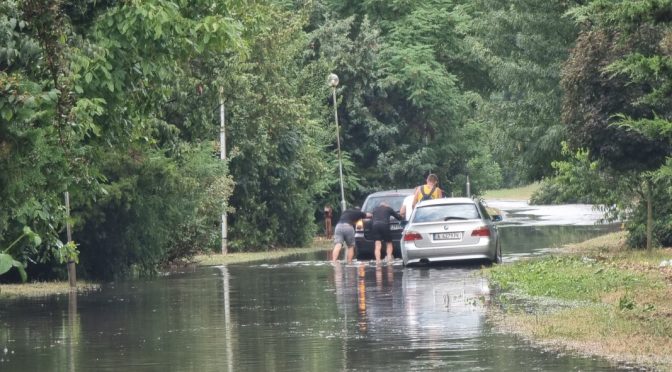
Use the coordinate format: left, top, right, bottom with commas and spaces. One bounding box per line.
485, 232, 672, 370
482, 183, 540, 200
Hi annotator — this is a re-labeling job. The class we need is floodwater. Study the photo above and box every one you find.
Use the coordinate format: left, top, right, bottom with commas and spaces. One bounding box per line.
0, 201, 632, 371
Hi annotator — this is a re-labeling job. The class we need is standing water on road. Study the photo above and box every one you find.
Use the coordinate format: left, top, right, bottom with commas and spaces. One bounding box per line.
0, 202, 628, 371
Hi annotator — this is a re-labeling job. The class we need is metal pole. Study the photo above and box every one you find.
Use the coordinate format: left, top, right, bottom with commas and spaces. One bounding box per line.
64, 191, 76, 289
466, 176, 471, 198
333, 87, 346, 211
220, 87, 228, 255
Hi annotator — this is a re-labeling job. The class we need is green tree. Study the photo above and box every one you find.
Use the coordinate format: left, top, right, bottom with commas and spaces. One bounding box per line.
0, 0, 92, 280
466, 0, 579, 185
563, 0, 672, 249
218, 2, 330, 250
305, 0, 498, 199
2, 0, 244, 279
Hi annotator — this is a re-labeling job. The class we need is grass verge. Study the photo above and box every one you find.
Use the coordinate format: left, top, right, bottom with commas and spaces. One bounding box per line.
0, 281, 100, 298
485, 231, 672, 370
194, 238, 332, 266
483, 183, 540, 201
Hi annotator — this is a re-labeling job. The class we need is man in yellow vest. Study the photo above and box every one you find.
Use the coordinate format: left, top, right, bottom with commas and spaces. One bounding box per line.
411, 173, 444, 210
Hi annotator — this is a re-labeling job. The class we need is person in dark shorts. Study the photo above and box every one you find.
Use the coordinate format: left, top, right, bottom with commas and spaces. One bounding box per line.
332, 207, 372, 264
371, 202, 403, 265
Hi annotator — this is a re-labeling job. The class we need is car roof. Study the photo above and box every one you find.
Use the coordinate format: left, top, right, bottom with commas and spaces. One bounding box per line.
415, 197, 476, 207
365, 189, 415, 197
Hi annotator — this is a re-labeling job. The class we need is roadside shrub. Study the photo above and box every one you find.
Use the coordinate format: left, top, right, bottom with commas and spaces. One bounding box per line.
626, 184, 672, 249
529, 144, 624, 206
529, 179, 593, 204
162, 145, 234, 264
75, 145, 232, 279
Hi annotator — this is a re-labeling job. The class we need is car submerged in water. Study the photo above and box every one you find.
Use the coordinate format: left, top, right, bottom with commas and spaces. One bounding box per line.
355, 189, 415, 260
401, 197, 502, 266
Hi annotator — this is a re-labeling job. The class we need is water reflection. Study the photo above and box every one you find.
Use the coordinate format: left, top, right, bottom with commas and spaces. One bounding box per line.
0, 221, 634, 372
67, 291, 78, 372
325, 261, 624, 371
217, 265, 234, 372
499, 224, 620, 260
357, 265, 368, 334
0, 260, 632, 371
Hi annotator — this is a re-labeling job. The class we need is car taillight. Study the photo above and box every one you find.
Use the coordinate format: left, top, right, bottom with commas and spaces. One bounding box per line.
355, 219, 364, 231
471, 226, 490, 237
403, 231, 422, 241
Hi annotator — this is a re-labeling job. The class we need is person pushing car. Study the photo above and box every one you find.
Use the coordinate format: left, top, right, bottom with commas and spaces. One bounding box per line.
371, 202, 403, 265
332, 207, 372, 264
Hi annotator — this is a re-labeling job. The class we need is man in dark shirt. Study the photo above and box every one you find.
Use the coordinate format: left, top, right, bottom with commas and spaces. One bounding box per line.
371, 202, 403, 264
332, 207, 372, 263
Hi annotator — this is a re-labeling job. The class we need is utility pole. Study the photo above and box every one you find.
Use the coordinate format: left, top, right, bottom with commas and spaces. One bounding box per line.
220, 87, 228, 255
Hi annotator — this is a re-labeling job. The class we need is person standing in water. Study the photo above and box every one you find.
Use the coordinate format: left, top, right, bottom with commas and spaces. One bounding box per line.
371, 202, 403, 265
332, 207, 371, 264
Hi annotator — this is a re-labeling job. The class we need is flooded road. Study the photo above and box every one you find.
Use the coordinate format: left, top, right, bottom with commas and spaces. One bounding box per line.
0, 201, 629, 371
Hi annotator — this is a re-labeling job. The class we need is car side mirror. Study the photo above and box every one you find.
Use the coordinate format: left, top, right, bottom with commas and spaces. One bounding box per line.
491, 215, 503, 222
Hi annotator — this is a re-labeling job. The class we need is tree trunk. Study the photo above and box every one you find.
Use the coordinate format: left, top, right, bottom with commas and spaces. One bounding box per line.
646, 180, 653, 251
65, 192, 77, 288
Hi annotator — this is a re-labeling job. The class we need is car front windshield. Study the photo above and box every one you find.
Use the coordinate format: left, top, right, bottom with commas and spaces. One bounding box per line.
363, 196, 407, 213
412, 204, 480, 223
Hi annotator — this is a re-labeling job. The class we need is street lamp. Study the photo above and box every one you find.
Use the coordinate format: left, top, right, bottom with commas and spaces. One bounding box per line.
328, 73, 347, 212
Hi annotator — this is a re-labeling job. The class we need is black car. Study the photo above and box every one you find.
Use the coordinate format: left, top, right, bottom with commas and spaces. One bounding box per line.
355, 189, 415, 260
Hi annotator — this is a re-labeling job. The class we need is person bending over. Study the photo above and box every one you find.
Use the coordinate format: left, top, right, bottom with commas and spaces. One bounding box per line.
371, 202, 403, 265
332, 207, 371, 264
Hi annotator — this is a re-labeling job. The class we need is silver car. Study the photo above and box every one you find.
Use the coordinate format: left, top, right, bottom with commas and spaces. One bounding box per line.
401, 197, 502, 266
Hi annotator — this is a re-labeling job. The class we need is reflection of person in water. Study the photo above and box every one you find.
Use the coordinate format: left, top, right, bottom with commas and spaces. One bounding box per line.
332, 262, 361, 333
375, 265, 395, 292
357, 264, 368, 334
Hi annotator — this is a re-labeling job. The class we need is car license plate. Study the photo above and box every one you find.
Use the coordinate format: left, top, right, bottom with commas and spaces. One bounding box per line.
433, 232, 463, 240
390, 223, 402, 230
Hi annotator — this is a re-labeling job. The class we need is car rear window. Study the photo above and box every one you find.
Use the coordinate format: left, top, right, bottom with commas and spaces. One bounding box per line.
363, 195, 407, 213
412, 204, 480, 223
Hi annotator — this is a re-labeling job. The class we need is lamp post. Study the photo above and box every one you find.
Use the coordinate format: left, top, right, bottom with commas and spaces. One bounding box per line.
328, 73, 347, 212
220, 86, 227, 255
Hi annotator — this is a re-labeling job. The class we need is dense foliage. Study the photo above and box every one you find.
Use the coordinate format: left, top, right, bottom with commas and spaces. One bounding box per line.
2, 0, 671, 280
466, 0, 578, 185
561, 0, 672, 248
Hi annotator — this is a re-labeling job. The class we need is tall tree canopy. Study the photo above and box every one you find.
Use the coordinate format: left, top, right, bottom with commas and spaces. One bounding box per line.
563, 0, 671, 172
466, 0, 578, 185
562, 0, 672, 247
10, 0, 664, 279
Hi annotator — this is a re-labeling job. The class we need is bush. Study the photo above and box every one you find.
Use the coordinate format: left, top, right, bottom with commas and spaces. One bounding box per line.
529, 144, 612, 205
530, 179, 595, 205
626, 183, 672, 249
74, 145, 232, 279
